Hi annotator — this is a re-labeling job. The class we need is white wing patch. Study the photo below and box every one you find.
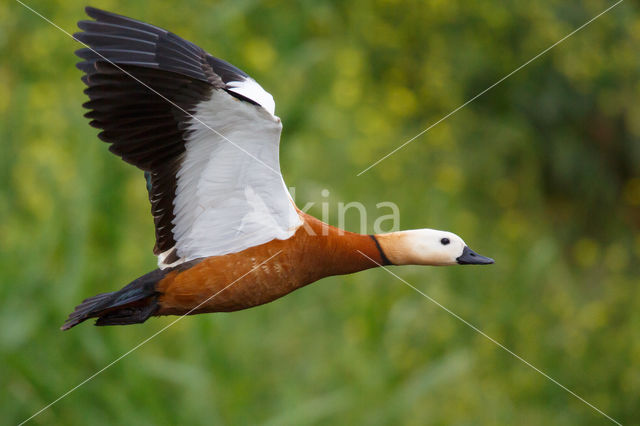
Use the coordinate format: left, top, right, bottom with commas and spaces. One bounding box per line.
159, 89, 301, 268
226, 78, 276, 116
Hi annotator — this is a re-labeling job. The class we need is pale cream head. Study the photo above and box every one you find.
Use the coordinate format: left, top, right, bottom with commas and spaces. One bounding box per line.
376, 229, 494, 266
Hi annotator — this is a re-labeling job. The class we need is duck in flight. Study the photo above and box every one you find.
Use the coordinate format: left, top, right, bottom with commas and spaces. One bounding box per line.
63, 7, 493, 330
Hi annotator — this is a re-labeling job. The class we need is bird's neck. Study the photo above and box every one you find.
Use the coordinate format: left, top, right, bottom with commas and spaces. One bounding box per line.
298, 213, 390, 276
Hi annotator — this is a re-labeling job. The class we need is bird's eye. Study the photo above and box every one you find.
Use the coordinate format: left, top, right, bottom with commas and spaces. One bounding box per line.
441, 238, 450, 245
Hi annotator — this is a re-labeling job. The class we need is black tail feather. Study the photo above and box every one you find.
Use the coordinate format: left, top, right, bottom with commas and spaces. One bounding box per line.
62, 268, 167, 330
95, 297, 159, 326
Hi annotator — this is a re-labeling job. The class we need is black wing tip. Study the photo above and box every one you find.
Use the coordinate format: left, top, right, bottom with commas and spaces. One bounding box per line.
85, 6, 112, 19
74, 46, 92, 59
77, 19, 92, 30
72, 31, 85, 45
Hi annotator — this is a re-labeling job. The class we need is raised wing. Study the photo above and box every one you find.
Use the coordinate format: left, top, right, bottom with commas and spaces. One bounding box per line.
76, 7, 301, 268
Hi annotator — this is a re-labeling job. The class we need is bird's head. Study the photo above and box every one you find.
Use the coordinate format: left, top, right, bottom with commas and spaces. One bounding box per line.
377, 229, 494, 266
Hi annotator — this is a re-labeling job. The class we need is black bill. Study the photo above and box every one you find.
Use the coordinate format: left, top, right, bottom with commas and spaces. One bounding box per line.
456, 246, 494, 265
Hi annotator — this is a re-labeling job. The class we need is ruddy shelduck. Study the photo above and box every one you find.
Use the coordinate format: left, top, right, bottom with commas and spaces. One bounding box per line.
63, 7, 493, 330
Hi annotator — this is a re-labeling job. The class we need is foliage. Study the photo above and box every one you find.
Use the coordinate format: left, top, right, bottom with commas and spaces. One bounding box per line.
1, 0, 638, 424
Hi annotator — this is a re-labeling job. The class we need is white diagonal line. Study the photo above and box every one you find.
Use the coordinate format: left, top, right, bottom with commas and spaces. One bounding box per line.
357, 250, 621, 425
14, 0, 281, 177
19, 250, 283, 425
357, 0, 624, 176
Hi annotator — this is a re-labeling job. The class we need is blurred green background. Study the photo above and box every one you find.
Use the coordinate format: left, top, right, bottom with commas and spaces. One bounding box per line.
1, 0, 639, 424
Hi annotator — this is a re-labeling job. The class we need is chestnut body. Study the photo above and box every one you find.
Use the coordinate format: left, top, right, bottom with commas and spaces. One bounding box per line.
157, 213, 385, 315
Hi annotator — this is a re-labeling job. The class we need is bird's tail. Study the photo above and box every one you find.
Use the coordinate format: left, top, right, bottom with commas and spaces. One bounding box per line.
62, 269, 167, 330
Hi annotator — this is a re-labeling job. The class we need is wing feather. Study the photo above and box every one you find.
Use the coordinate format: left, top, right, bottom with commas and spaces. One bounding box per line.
76, 7, 300, 267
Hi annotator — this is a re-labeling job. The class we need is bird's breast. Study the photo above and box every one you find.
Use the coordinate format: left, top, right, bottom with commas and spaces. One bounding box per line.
156, 234, 320, 315
155, 213, 382, 316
